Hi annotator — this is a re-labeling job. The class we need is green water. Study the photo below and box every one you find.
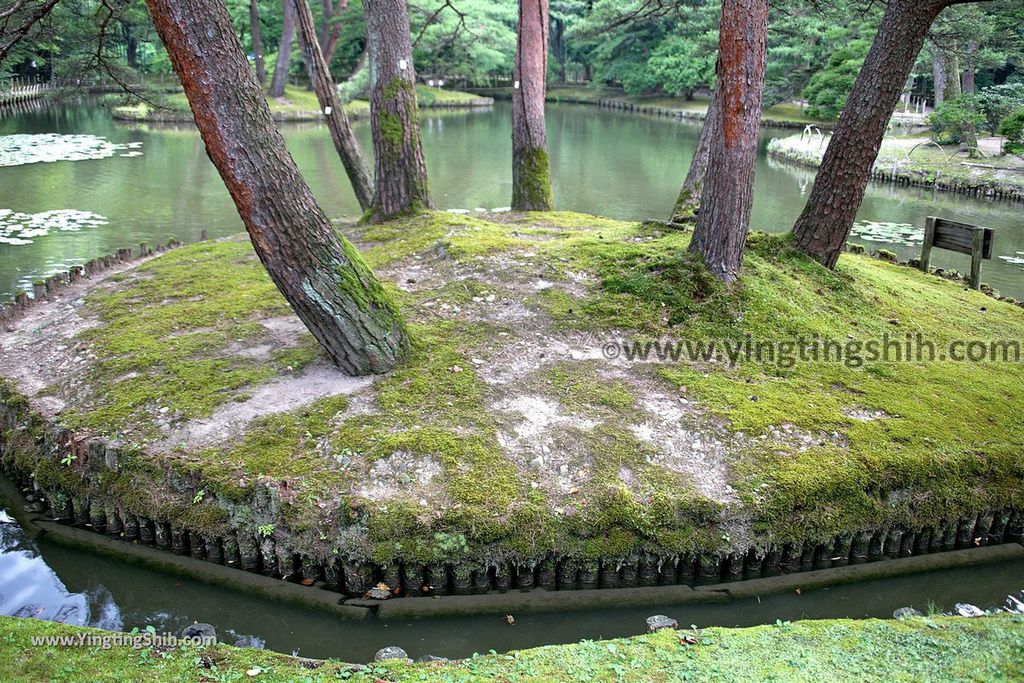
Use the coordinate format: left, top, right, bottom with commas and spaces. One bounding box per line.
1, 97, 1023, 298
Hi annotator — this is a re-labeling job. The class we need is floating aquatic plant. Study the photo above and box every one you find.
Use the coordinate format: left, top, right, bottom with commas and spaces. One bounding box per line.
0, 209, 108, 245
850, 220, 923, 246
0, 134, 142, 167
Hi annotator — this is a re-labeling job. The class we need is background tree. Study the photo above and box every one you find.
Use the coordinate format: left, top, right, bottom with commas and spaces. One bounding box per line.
791, 0, 985, 269
145, 0, 409, 375
512, 0, 554, 211
363, 0, 432, 218
318, 0, 349, 63
293, 0, 374, 209
268, 0, 296, 97
688, 0, 769, 282
670, 92, 718, 224
410, 0, 516, 84
801, 25, 874, 119
250, 0, 267, 83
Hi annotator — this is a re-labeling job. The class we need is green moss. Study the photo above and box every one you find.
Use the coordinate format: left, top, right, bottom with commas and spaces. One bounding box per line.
378, 111, 404, 155
414, 84, 486, 106
539, 363, 636, 411
513, 146, 554, 211
61, 240, 300, 439
3, 614, 1022, 682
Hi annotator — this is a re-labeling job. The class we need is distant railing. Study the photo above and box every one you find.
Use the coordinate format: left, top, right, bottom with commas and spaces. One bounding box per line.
0, 77, 52, 105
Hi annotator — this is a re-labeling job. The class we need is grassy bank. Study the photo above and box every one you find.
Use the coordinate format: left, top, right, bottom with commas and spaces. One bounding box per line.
1, 613, 1021, 681
768, 132, 1024, 201
110, 85, 490, 122
470, 85, 831, 127
0, 210, 1021, 581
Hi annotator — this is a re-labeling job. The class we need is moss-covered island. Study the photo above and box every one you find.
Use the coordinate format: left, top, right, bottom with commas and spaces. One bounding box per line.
0, 211, 1022, 595
1, 613, 1022, 682
767, 132, 1024, 202
109, 85, 493, 123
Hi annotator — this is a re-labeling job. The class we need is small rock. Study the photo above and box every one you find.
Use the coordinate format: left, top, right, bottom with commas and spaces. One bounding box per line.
892, 607, 923, 619
415, 654, 450, 662
646, 615, 678, 632
954, 603, 985, 617
374, 646, 409, 661
181, 622, 217, 644
530, 456, 544, 469
365, 582, 391, 600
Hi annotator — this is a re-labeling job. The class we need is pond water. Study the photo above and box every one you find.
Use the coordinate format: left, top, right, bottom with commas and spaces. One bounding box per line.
1, 98, 1023, 299
2, 505, 1022, 663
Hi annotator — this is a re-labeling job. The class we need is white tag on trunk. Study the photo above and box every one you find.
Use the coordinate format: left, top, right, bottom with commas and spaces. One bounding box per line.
324, 106, 332, 115
399, 59, 408, 70
514, 80, 520, 89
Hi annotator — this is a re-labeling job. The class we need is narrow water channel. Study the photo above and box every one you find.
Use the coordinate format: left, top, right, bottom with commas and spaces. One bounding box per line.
1, 98, 1023, 298
2, 506, 1022, 663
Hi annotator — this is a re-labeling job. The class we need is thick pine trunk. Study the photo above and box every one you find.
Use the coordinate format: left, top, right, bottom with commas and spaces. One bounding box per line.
511, 0, 553, 211
145, 0, 408, 375
687, 0, 768, 282
364, 0, 432, 219
670, 91, 719, 224
930, 42, 946, 106
269, 0, 296, 98
292, 0, 373, 210
250, 0, 266, 84
791, 0, 948, 269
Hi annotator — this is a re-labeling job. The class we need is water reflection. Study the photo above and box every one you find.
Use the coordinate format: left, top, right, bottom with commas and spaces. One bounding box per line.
0, 509, 91, 625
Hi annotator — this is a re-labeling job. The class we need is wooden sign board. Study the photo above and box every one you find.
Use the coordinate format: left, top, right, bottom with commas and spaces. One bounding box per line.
919, 217, 994, 290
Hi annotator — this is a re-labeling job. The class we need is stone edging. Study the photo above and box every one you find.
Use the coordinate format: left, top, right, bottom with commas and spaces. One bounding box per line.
1, 470, 1022, 619
465, 88, 834, 131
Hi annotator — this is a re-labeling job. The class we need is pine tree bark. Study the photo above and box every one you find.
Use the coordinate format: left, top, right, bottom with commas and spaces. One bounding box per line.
791, 0, 953, 269
145, 0, 409, 375
670, 91, 719, 224
250, 0, 267, 84
268, 0, 296, 98
930, 41, 946, 106
687, 0, 768, 282
364, 0, 432, 219
962, 40, 978, 94
511, 0, 553, 211
292, 0, 373, 211
319, 0, 348, 64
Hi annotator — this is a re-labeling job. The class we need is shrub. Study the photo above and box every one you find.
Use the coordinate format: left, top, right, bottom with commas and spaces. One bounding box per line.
976, 83, 1024, 131
998, 109, 1024, 154
928, 95, 985, 145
